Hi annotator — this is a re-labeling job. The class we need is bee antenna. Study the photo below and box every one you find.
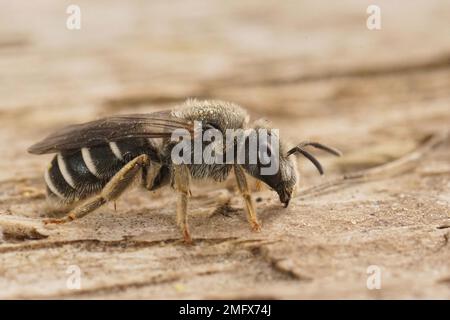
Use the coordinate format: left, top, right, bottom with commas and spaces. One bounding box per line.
286, 141, 342, 175
287, 147, 324, 175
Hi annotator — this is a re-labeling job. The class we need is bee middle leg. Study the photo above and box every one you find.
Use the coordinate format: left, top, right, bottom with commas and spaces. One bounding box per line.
44, 154, 150, 224
172, 164, 192, 244
233, 165, 261, 232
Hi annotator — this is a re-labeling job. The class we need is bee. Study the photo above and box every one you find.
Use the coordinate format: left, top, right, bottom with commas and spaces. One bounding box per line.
28, 99, 341, 243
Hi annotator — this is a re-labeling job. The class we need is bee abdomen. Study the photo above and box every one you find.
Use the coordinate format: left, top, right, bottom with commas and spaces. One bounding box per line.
44, 139, 156, 203
45, 155, 77, 202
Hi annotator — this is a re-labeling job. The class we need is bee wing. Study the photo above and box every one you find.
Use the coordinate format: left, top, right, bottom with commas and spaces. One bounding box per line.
28, 111, 194, 154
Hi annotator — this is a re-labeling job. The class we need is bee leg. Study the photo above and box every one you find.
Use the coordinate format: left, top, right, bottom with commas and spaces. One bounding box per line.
254, 180, 264, 191
44, 155, 150, 224
172, 164, 192, 244
233, 165, 261, 232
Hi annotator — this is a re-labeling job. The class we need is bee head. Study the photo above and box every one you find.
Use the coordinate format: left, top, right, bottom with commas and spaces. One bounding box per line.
240, 121, 341, 208
257, 153, 298, 208
240, 123, 298, 208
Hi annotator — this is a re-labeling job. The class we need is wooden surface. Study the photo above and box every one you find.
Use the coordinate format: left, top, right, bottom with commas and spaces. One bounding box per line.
0, 0, 449, 299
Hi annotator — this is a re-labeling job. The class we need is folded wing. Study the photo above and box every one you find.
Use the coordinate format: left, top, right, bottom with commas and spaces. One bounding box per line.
28, 111, 194, 154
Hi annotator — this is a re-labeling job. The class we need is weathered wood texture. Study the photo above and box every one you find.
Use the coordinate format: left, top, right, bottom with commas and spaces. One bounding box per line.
0, 0, 449, 299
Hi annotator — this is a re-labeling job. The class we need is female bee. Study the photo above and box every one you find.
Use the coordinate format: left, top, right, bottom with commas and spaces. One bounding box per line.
29, 99, 341, 243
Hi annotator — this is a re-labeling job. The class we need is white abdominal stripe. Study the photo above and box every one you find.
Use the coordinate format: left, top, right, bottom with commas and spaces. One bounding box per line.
109, 142, 124, 161
81, 147, 101, 178
44, 167, 65, 199
57, 153, 76, 188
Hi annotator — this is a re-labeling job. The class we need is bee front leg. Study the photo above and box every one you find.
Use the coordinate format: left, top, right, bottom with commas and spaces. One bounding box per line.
172, 164, 193, 244
233, 165, 261, 232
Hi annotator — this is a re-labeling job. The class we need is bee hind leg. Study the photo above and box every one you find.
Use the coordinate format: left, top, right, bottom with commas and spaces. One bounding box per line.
44, 154, 150, 225
233, 165, 261, 232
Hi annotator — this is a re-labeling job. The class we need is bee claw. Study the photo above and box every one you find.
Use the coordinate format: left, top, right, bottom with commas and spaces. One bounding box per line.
251, 221, 262, 232
183, 229, 193, 244
43, 218, 67, 225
